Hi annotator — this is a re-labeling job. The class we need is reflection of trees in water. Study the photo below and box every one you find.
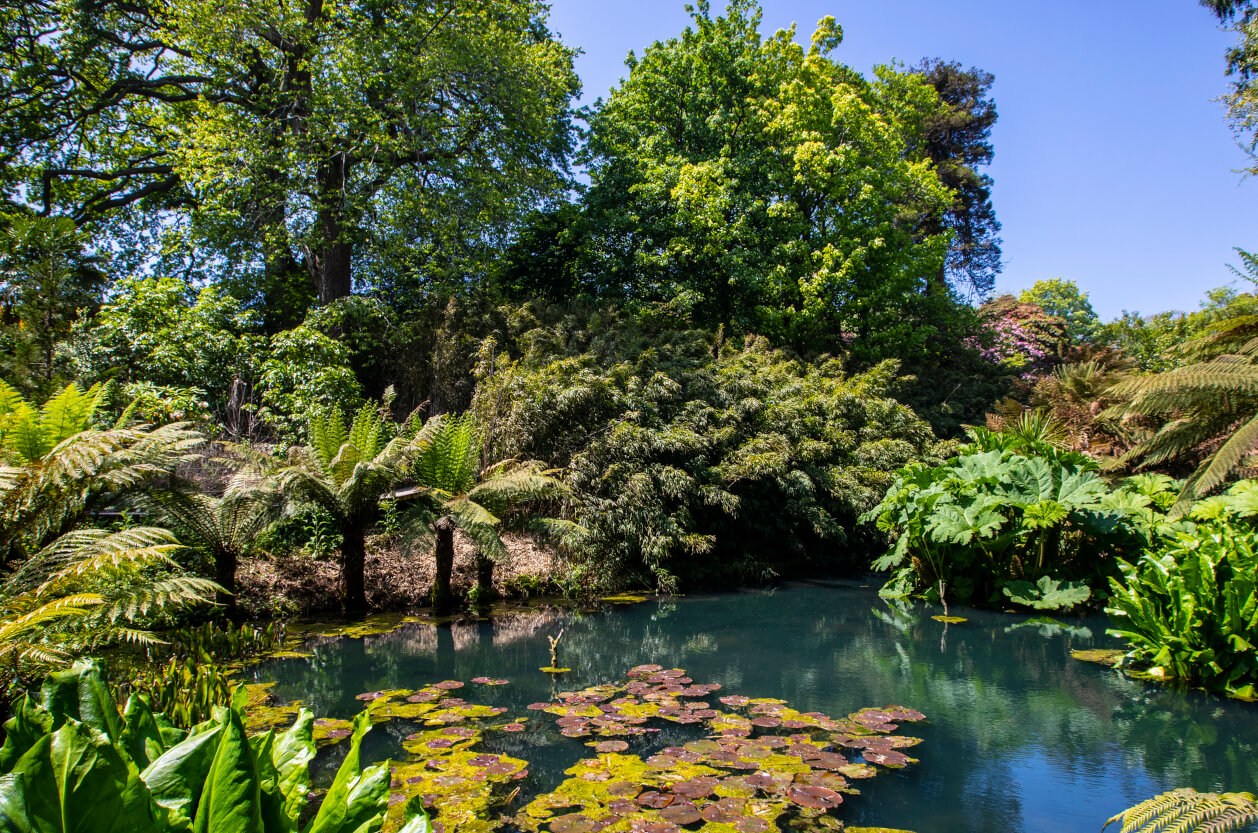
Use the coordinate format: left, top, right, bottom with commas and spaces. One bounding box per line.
1109, 686, 1258, 791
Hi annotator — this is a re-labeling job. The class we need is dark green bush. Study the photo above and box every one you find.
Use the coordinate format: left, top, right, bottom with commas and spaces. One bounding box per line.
473, 309, 938, 590
863, 425, 1174, 611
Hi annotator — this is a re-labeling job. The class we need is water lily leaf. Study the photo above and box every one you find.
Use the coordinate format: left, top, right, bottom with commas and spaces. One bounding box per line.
931, 616, 968, 624
1070, 649, 1125, 667
550, 813, 594, 833
593, 741, 629, 754
660, 802, 702, 824
787, 785, 843, 809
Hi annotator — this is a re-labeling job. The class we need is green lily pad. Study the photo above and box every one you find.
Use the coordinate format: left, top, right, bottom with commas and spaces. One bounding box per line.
931, 615, 968, 624
1071, 648, 1126, 667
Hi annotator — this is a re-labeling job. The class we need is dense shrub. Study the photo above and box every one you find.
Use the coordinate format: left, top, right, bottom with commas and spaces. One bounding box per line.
1106, 480, 1258, 699
473, 309, 938, 590
864, 425, 1171, 611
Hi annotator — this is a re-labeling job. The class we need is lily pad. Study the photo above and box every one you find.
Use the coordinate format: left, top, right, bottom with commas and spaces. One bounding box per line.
931, 615, 968, 624
1071, 648, 1126, 667
788, 784, 843, 809
542, 667, 573, 674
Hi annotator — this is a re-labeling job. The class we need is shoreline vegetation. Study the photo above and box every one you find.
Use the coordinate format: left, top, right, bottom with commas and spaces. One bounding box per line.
2, 0, 1257, 829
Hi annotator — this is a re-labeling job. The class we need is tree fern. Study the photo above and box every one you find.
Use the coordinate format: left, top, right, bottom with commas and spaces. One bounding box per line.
234, 402, 428, 612
0, 526, 217, 672
141, 487, 271, 612
1110, 314, 1258, 511
406, 415, 567, 611
0, 380, 106, 464
1104, 788, 1258, 833
0, 421, 204, 557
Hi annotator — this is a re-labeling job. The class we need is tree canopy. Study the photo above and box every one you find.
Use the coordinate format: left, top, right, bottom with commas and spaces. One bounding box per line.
0, 0, 581, 312
556, 0, 956, 358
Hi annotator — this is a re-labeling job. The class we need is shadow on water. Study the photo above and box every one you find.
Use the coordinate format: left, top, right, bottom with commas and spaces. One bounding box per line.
244, 582, 1258, 833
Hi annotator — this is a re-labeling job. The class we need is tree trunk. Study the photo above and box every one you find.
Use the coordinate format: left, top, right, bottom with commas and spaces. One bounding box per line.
214, 548, 239, 620
475, 554, 496, 607
315, 153, 354, 304
342, 521, 368, 614
433, 516, 456, 613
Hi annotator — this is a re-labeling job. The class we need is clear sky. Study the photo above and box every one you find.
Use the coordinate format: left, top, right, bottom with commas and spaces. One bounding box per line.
545, 0, 1256, 321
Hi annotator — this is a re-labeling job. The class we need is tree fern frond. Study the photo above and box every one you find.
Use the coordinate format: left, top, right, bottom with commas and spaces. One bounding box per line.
91, 576, 219, 623
1171, 413, 1258, 516
468, 466, 565, 513
1111, 361, 1258, 400
1104, 789, 1258, 833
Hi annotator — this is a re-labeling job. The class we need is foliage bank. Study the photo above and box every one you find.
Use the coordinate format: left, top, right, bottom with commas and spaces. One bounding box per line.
864, 424, 1177, 612
1106, 481, 1258, 699
474, 307, 939, 591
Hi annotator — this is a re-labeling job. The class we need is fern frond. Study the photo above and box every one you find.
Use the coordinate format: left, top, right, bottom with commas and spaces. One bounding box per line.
1104, 789, 1258, 833
1171, 413, 1258, 516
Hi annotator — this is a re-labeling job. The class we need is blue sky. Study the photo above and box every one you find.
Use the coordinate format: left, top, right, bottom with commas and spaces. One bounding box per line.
545, 0, 1255, 321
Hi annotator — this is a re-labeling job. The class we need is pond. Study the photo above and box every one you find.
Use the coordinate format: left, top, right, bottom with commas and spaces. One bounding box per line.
247, 582, 1258, 833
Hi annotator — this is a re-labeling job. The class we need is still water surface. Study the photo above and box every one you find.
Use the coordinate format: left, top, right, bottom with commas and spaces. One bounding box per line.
250, 582, 1258, 833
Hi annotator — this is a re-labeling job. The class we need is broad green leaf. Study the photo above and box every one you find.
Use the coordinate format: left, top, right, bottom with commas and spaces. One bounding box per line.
0, 697, 53, 774
3, 720, 161, 833
303, 711, 385, 833
1002, 576, 1092, 611
142, 723, 226, 831
272, 711, 316, 826
191, 709, 263, 833
122, 694, 169, 769
39, 661, 125, 743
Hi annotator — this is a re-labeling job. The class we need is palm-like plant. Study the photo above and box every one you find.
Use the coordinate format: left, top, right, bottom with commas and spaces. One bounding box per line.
405, 414, 564, 612
1109, 313, 1258, 513
140, 488, 270, 616
1030, 353, 1135, 454
0, 381, 204, 569
0, 379, 105, 462
236, 404, 428, 613
0, 527, 218, 674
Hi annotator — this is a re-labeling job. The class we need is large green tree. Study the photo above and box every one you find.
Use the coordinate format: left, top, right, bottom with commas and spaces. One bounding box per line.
574, 1, 952, 355
0, 0, 580, 309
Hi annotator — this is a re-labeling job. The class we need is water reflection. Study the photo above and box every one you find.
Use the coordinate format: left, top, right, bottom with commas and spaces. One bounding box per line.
249, 583, 1258, 833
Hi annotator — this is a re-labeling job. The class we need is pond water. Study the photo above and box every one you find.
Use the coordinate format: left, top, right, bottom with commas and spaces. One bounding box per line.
247, 582, 1258, 833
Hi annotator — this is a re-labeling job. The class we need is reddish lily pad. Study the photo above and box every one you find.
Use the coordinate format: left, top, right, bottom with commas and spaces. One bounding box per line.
701, 798, 746, 823
550, 814, 595, 833
503, 723, 526, 732
788, 785, 843, 809
660, 803, 702, 825
636, 791, 674, 809
735, 818, 772, 833
434, 680, 464, 690
594, 740, 630, 753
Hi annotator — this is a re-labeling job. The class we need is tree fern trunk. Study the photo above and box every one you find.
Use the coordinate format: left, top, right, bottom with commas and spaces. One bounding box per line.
342, 521, 368, 614
433, 516, 456, 613
475, 553, 496, 606
215, 548, 239, 619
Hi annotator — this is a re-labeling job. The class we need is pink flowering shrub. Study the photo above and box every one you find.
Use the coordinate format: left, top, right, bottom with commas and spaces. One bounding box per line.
972, 295, 1067, 376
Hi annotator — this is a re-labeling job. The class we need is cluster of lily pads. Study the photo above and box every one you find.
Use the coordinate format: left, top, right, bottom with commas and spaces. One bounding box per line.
515, 665, 924, 833
240, 665, 925, 833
